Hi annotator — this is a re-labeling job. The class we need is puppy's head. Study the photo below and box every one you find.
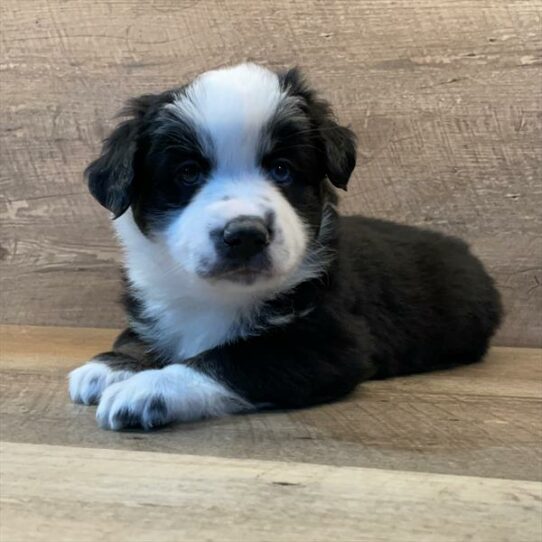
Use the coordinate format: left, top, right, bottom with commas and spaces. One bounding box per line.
87, 64, 356, 291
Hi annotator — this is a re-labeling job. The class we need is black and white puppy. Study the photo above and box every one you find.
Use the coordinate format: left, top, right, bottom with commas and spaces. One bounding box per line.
69, 63, 502, 430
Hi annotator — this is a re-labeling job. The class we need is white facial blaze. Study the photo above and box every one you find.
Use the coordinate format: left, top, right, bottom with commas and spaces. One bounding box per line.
169, 63, 283, 171
113, 63, 314, 360
163, 62, 309, 288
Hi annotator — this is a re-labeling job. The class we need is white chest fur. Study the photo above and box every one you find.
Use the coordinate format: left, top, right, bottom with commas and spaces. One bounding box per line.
114, 210, 260, 361
137, 296, 245, 360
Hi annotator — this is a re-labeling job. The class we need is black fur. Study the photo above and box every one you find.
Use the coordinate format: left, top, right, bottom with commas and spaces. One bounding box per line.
110, 208, 502, 409
278, 67, 357, 189
83, 66, 502, 422
181, 215, 502, 405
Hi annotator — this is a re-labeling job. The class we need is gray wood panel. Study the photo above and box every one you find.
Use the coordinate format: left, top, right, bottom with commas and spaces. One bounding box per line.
1, 0, 541, 345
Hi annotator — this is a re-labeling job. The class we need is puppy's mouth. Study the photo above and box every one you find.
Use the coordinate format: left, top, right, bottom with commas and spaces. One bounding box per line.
218, 267, 275, 285
198, 257, 276, 285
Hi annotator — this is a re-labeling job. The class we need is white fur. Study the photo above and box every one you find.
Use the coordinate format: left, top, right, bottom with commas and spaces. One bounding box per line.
165, 63, 308, 282
113, 198, 335, 361
169, 63, 283, 170
115, 210, 264, 359
69, 361, 134, 405
96, 364, 251, 430
266, 313, 295, 326
112, 63, 313, 360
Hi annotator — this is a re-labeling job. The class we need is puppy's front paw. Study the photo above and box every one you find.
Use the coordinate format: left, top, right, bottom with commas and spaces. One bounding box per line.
69, 361, 134, 405
95, 364, 250, 431
96, 369, 177, 430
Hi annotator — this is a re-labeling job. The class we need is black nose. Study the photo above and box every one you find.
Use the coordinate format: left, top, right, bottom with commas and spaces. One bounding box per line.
222, 216, 271, 260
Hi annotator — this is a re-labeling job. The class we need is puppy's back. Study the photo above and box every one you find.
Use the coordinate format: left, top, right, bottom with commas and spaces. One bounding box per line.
338, 216, 502, 377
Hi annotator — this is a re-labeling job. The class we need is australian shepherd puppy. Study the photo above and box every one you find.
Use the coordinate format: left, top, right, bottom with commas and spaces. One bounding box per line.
69, 63, 502, 430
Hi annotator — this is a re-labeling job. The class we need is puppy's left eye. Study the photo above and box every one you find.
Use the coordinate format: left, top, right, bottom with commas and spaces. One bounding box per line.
177, 160, 203, 185
269, 160, 294, 185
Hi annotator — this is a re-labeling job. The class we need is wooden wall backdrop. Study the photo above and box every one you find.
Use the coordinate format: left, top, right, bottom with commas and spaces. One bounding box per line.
1, 1, 541, 346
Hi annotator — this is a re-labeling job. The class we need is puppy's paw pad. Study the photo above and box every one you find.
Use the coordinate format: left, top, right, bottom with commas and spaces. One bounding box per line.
69, 361, 133, 405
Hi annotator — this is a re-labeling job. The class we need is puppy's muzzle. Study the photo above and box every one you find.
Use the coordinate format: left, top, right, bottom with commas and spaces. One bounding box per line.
221, 216, 271, 260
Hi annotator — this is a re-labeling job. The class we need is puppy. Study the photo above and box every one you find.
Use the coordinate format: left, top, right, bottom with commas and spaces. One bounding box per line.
69, 63, 502, 430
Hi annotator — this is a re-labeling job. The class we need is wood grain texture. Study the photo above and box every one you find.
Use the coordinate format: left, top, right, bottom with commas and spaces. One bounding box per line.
1, 1, 541, 345
1, 325, 541, 483
2, 441, 541, 542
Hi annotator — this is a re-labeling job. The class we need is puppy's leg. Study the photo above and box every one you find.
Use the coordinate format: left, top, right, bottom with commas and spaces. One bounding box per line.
69, 328, 250, 430
69, 329, 156, 405
95, 364, 251, 431
96, 320, 371, 431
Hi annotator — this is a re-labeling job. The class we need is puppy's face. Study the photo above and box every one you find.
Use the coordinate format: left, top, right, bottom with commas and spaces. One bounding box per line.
87, 64, 356, 291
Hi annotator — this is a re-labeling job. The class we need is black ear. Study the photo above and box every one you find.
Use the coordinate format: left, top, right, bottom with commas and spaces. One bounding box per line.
86, 94, 161, 217
279, 67, 357, 191
320, 120, 357, 190
85, 119, 137, 217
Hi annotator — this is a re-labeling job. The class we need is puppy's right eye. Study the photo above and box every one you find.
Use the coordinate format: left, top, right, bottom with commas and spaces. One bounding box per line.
177, 160, 203, 185
268, 159, 294, 185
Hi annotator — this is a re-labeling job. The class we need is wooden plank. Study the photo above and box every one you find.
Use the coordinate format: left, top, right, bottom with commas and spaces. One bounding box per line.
1, 325, 541, 481
1, 441, 540, 542
0, 324, 119, 368
0, 0, 541, 345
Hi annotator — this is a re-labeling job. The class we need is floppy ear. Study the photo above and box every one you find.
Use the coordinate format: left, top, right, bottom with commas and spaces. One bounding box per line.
85, 118, 138, 217
86, 94, 162, 217
320, 119, 357, 191
279, 67, 357, 191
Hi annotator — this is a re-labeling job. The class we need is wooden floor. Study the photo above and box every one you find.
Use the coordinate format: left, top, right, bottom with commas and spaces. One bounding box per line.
0, 325, 541, 541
